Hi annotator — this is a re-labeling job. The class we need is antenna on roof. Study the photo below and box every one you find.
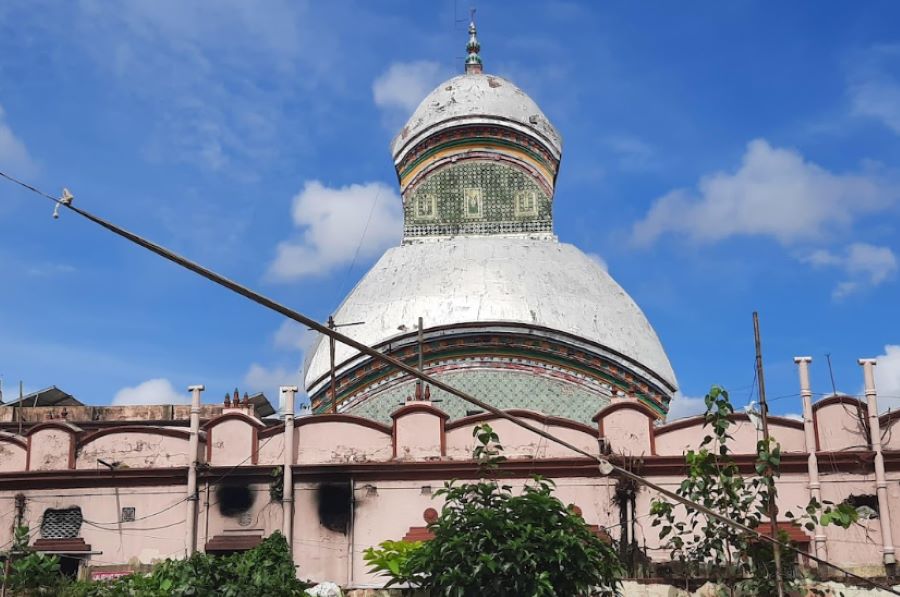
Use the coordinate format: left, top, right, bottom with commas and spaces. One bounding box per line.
825, 353, 838, 396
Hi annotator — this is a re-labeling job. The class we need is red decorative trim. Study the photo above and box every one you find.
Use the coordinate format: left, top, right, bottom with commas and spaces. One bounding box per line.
812, 395, 866, 412
205, 534, 263, 553
391, 402, 450, 420
24, 421, 82, 437
754, 521, 811, 544
1, 451, 892, 490
202, 411, 265, 430
306, 320, 678, 396
283, 414, 391, 436
252, 428, 259, 465
445, 409, 598, 436
258, 421, 286, 439
78, 426, 194, 448
402, 527, 433, 542
0, 433, 26, 449
32, 537, 91, 552
593, 400, 660, 422
880, 410, 900, 427
656, 412, 804, 436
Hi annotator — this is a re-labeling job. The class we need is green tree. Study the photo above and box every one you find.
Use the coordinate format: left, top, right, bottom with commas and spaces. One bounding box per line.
649, 386, 857, 595
366, 424, 623, 596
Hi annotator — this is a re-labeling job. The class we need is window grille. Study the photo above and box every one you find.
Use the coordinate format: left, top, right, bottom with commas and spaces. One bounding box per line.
40, 507, 83, 539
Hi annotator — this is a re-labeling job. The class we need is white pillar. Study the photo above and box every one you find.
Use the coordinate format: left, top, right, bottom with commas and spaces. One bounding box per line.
859, 358, 896, 566
281, 386, 298, 552
185, 384, 204, 556
794, 357, 827, 562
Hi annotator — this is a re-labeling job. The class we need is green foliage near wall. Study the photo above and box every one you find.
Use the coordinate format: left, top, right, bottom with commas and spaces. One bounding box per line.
364, 424, 623, 596
649, 386, 858, 596
4, 532, 308, 597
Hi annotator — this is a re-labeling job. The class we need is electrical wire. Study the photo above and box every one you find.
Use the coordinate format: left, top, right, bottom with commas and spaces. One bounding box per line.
3, 171, 900, 595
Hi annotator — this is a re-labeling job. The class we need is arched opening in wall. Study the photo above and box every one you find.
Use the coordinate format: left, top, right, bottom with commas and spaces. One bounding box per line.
844, 494, 879, 519
37, 507, 85, 580
317, 481, 353, 534
216, 484, 255, 519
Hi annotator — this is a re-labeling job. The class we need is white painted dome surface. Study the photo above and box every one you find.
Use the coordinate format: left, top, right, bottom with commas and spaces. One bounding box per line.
304, 237, 676, 392
391, 74, 562, 161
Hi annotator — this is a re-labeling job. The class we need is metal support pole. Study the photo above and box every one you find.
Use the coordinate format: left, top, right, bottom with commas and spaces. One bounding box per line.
754, 312, 784, 597
281, 386, 297, 553
328, 316, 337, 414
416, 316, 424, 397
185, 384, 204, 556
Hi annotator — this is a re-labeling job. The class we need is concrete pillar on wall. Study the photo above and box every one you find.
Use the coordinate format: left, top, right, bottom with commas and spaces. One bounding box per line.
859, 358, 896, 567
794, 357, 827, 562
185, 384, 204, 557
391, 401, 448, 461
280, 386, 298, 553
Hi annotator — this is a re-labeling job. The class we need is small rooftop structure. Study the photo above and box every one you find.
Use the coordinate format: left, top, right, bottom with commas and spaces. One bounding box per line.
1, 386, 83, 408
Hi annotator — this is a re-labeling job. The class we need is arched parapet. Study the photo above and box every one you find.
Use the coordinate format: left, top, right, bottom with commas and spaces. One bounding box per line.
881, 411, 900, 451
286, 414, 393, 465
76, 426, 200, 469
445, 409, 598, 460
813, 395, 869, 452
25, 421, 81, 471
655, 414, 805, 456
0, 432, 27, 472
256, 422, 286, 466
204, 411, 265, 466
391, 402, 449, 461
594, 400, 656, 457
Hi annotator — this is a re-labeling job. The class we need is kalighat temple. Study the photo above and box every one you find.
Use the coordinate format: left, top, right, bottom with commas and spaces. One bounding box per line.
304, 21, 676, 424
2, 20, 900, 589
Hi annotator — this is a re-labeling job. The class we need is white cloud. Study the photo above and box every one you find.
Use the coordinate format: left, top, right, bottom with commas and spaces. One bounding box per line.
273, 320, 316, 352
0, 104, 37, 177
665, 391, 706, 421
602, 135, 656, 171
267, 180, 402, 280
242, 363, 304, 412
112, 378, 190, 405
873, 345, 900, 413
632, 139, 895, 247
373, 60, 448, 115
849, 45, 900, 135
803, 243, 897, 299
54, 1, 335, 173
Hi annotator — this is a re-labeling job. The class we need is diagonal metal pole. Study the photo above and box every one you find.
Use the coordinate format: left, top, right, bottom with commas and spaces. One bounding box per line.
1, 172, 898, 595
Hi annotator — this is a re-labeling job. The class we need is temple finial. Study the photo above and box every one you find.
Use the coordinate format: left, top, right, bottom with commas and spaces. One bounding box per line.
465, 8, 482, 74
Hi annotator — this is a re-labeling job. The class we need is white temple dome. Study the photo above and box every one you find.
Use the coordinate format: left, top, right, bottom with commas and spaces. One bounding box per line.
304, 237, 677, 394
391, 73, 562, 164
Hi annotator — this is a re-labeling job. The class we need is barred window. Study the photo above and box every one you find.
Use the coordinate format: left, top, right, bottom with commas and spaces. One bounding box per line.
40, 507, 83, 539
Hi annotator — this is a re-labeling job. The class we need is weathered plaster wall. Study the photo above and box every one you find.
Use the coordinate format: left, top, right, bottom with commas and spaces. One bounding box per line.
76, 431, 193, 469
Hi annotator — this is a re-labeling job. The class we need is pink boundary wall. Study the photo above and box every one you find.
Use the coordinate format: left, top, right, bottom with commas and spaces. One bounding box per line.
2, 394, 900, 585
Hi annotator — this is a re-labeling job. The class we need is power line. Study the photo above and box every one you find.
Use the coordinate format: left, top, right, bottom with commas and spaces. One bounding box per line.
2, 171, 899, 594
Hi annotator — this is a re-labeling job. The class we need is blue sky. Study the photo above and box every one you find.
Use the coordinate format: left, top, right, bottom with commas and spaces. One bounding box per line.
0, 1, 898, 418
